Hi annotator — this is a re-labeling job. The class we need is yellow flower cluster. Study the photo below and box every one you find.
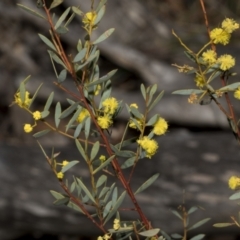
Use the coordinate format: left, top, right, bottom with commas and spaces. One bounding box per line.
194, 75, 206, 88
228, 176, 240, 190
24, 124, 33, 133
153, 117, 168, 135
97, 97, 118, 129
102, 97, 118, 115
234, 88, 240, 100
97, 234, 111, 240
97, 115, 113, 129
137, 136, 158, 159
129, 103, 144, 130
76, 108, 90, 123
202, 50, 217, 65
210, 18, 239, 45
57, 172, 64, 179
113, 218, 120, 230
15, 91, 31, 108
99, 155, 106, 163
94, 84, 101, 96
217, 54, 235, 71
82, 11, 97, 27
33, 111, 41, 120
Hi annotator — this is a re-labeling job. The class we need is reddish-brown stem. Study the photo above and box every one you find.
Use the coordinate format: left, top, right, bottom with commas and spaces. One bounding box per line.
42, 2, 151, 231
44, 156, 107, 233
199, 0, 240, 142
199, 0, 216, 52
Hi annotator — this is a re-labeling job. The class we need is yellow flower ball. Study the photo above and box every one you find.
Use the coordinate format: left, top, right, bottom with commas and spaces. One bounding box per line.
102, 97, 118, 115
228, 176, 240, 190
210, 28, 231, 45
97, 115, 112, 129
33, 111, 41, 120
202, 50, 217, 65
217, 54, 235, 71
76, 108, 90, 123
137, 136, 158, 159
24, 124, 33, 133
57, 172, 64, 179
153, 117, 168, 135
234, 88, 240, 100
194, 75, 206, 88
222, 18, 239, 33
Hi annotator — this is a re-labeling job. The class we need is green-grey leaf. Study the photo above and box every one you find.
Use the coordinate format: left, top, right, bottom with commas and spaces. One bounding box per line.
67, 201, 84, 214
188, 206, 198, 215
229, 191, 240, 200
93, 155, 115, 174
112, 187, 118, 206
84, 116, 91, 139
48, 50, 66, 68
76, 54, 97, 72
161, 231, 172, 240
189, 234, 205, 240
74, 123, 83, 138
94, 5, 105, 25
29, 83, 43, 109
92, 28, 115, 45
96, 0, 107, 12
56, 26, 69, 34
103, 183, 115, 203
50, 0, 63, 9
188, 218, 211, 231
130, 106, 142, 119
88, 69, 117, 87
96, 175, 107, 188
73, 48, 87, 63
146, 114, 159, 126
61, 160, 79, 173
213, 223, 235, 227
70, 181, 76, 193
44, 92, 54, 111
60, 102, 79, 119
121, 156, 136, 169
50, 190, 65, 200
134, 173, 159, 195
103, 200, 112, 218
75, 139, 87, 162
184, 51, 196, 62
140, 84, 146, 100
55, 102, 61, 128
138, 229, 160, 237
171, 233, 182, 239
41, 110, 50, 118
171, 209, 182, 220
33, 129, 51, 138
58, 69, 67, 83
39, 34, 56, 51
76, 178, 96, 204
172, 89, 205, 95
219, 82, 240, 92
66, 107, 81, 132
72, 6, 83, 16
90, 141, 100, 161
55, 7, 71, 30
104, 191, 126, 225
148, 90, 164, 111
77, 39, 82, 52
54, 197, 69, 206
17, 4, 46, 20
99, 187, 109, 199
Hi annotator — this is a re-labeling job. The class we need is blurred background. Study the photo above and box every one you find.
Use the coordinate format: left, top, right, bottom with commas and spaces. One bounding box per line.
2, 0, 240, 239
